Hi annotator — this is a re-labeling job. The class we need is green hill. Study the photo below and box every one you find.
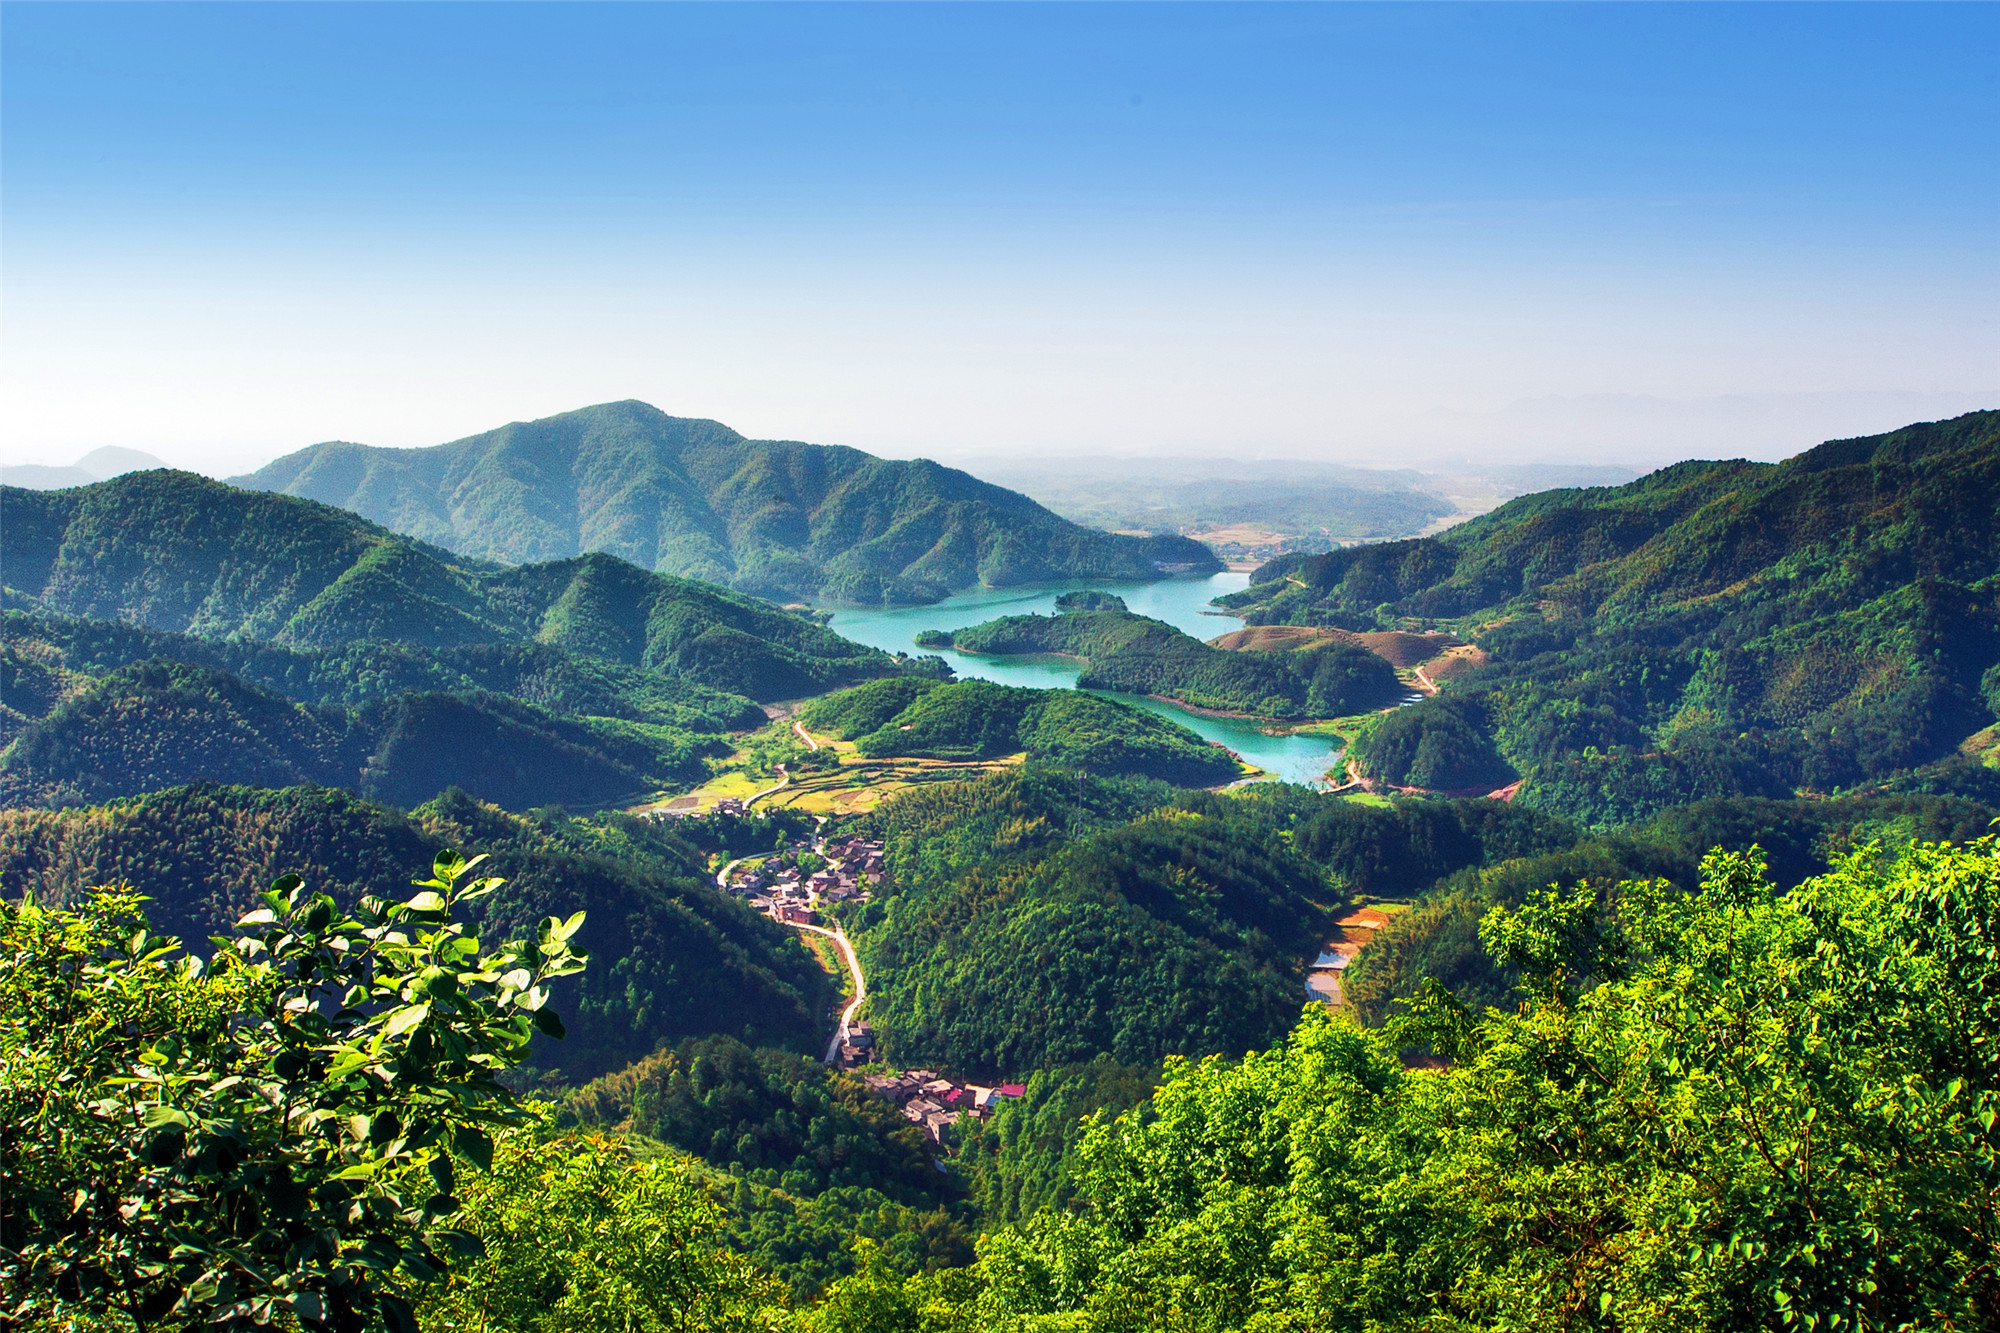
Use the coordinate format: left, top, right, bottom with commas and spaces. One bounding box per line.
228, 400, 1220, 604
1220, 412, 2000, 820
0, 783, 835, 1081
0, 609, 773, 811
2, 470, 916, 701
799, 678, 1245, 786
850, 769, 1338, 1079
925, 603, 1401, 718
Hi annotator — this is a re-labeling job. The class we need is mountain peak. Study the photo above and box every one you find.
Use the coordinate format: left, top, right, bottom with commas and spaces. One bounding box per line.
231, 404, 1219, 603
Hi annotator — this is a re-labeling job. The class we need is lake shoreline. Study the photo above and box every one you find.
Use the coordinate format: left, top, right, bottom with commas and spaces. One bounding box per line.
824, 572, 1348, 787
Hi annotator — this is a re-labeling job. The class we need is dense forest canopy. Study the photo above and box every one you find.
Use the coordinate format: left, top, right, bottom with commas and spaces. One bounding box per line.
800, 678, 1244, 786
846, 769, 1339, 1077
0, 477, 954, 810
9, 412, 2000, 1331
15, 825, 1993, 1331
229, 400, 1220, 604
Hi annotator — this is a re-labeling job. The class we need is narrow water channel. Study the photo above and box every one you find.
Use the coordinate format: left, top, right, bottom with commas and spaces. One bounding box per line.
822, 572, 1344, 786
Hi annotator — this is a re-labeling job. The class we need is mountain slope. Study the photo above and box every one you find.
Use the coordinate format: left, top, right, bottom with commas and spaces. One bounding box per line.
229, 400, 1220, 603
1220, 412, 2000, 821
1, 470, 912, 700
0, 784, 835, 1079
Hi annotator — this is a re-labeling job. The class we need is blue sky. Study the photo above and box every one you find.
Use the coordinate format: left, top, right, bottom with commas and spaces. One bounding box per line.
3, 2, 1994, 473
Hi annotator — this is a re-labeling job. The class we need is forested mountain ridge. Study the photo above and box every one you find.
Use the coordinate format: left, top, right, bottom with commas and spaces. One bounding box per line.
1, 470, 910, 700
1226, 410, 1997, 628
1220, 412, 2000, 821
230, 400, 1220, 604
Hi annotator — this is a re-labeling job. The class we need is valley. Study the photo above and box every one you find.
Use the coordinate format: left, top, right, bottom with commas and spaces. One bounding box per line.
5, 409, 1998, 1327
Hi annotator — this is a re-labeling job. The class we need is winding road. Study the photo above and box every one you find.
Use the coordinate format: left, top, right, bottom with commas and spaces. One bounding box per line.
789, 921, 866, 1063
744, 764, 790, 807
715, 813, 866, 1064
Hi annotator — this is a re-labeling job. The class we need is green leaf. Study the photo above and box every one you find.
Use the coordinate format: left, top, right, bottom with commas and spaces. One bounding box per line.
382, 1003, 430, 1039
452, 1125, 494, 1172
531, 1008, 567, 1040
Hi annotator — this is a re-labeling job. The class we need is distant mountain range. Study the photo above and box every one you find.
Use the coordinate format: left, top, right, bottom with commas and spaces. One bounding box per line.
0, 445, 168, 491
230, 401, 1220, 604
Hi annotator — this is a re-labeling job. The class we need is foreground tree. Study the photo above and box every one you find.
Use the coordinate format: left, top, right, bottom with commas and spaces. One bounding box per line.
2, 852, 586, 1332
419, 1125, 786, 1333
929, 836, 2000, 1331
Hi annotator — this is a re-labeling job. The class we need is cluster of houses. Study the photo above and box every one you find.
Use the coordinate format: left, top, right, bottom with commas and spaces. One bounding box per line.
641, 795, 751, 821
862, 1068, 1028, 1142
719, 834, 888, 925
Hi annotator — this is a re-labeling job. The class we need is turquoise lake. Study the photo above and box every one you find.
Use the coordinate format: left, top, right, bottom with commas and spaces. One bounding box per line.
821, 572, 1344, 786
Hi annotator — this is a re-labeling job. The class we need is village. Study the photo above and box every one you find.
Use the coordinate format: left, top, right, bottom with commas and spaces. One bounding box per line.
862, 1065, 1027, 1143
712, 828, 887, 925
648, 804, 1024, 1144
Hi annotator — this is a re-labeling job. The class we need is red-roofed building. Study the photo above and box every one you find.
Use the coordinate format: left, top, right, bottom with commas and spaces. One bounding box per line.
995, 1083, 1026, 1099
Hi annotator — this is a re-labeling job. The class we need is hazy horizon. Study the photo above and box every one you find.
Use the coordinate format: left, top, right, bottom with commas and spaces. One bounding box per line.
4, 5, 1994, 478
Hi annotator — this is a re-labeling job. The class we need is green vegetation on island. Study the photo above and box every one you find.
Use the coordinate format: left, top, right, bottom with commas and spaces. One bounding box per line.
229, 400, 1221, 605
800, 678, 1244, 787
925, 601, 1402, 718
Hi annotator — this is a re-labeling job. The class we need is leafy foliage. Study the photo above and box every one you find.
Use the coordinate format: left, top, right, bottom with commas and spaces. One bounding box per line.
839, 837, 1999, 1330
419, 1125, 785, 1332
1, 852, 585, 1333
564, 1036, 976, 1298
1341, 790, 1998, 1023
956, 1059, 1160, 1227
228, 400, 1220, 605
